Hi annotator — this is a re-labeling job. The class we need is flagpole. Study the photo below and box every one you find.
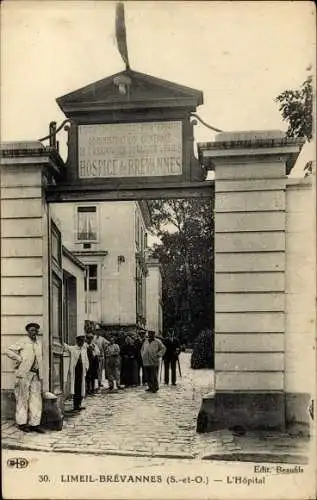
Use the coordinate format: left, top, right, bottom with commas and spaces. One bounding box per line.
115, 2, 130, 71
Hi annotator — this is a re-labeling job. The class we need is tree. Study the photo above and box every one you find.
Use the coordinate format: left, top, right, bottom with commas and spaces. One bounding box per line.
148, 198, 214, 345
275, 75, 313, 142
191, 328, 214, 369
275, 75, 314, 177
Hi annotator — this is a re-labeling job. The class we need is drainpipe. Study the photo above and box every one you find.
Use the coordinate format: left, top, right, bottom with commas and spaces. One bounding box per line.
100, 262, 104, 324
85, 266, 89, 321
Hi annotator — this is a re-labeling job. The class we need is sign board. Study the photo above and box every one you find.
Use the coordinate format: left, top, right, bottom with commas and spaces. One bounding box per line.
78, 121, 182, 178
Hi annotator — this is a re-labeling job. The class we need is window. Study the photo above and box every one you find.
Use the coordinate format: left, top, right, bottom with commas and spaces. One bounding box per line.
140, 226, 144, 253
63, 275, 77, 344
142, 273, 146, 319
135, 214, 140, 248
52, 354, 63, 394
136, 264, 146, 324
52, 274, 62, 342
85, 264, 98, 291
51, 222, 62, 266
77, 206, 97, 242
49, 218, 63, 393
63, 276, 69, 344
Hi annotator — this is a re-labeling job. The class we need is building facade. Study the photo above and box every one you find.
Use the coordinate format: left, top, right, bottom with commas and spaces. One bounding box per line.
51, 200, 151, 334
0, 144, 87, 415
146, 254, 163, 336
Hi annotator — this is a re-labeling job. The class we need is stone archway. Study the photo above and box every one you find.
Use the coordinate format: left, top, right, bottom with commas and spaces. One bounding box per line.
1, 72, 311, 433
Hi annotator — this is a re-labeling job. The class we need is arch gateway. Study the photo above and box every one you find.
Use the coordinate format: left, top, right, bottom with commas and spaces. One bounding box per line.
1, 69, 315, 433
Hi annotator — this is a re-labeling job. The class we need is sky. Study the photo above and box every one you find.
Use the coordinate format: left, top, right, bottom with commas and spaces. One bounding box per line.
1, 0, 315, 174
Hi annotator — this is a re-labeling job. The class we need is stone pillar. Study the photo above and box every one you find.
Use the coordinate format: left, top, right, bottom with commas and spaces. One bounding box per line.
197, 131, 304, 431
0, 142, 63, 417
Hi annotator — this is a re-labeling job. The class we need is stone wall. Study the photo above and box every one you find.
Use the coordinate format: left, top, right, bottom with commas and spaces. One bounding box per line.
1, 150, 51, 417
1, 142, 63, 418
285, 176, 316, 429
214, 160, 286, 395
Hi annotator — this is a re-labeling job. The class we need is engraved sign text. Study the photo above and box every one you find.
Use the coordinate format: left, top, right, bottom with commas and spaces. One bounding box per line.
78, 122, 182, 178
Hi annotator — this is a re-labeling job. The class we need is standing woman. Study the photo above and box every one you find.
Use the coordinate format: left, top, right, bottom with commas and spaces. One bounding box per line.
63, 334, 89, 411
120, 336, 138, 387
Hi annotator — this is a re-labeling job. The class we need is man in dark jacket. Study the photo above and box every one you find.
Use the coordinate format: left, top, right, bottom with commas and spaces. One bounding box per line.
135, 330, 147, 385
163, 328, 181, 385
85, 333, 100, 395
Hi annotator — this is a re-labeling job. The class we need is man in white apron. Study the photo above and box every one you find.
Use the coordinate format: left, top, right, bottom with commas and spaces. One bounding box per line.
6, 323, 44, 433
63, 334, 89, 411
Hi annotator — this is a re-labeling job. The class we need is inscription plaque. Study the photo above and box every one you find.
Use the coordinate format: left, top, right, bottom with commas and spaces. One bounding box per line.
78, 121, 182, 178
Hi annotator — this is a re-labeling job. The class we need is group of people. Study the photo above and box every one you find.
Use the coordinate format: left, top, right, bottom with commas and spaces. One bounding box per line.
6, 322, 182, 432
64, 327, 181, 412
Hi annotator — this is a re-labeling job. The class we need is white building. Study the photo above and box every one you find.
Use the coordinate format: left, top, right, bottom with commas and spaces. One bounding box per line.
146, 254, 163, 336
51, 201, 151, 334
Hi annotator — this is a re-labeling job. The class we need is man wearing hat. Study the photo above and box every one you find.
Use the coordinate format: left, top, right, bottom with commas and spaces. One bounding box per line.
162, 328, 181, 385
6, 323, 44, 432
63, 334, 89, 411
141, 330, 166, 393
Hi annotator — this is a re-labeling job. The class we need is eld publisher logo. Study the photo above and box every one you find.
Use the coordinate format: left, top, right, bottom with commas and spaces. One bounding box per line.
7, 457, 29, 469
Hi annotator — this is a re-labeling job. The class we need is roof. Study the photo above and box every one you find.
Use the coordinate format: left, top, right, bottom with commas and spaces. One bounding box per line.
137, 200, 152, 230
197, 131, 305, 175
62, 246, 86, 270
0, 142, 65, 177
57, 69, 203, 115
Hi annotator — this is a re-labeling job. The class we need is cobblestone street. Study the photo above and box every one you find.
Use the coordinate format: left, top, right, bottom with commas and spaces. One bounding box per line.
1, 354, 310, 463
54, 353, 216, 457
2, 354, 217, 457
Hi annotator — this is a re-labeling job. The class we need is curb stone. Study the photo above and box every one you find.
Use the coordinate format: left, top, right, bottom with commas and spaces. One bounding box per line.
3, 443, 54, 453
2, 440, 194, 460
201, 452, 308, 464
